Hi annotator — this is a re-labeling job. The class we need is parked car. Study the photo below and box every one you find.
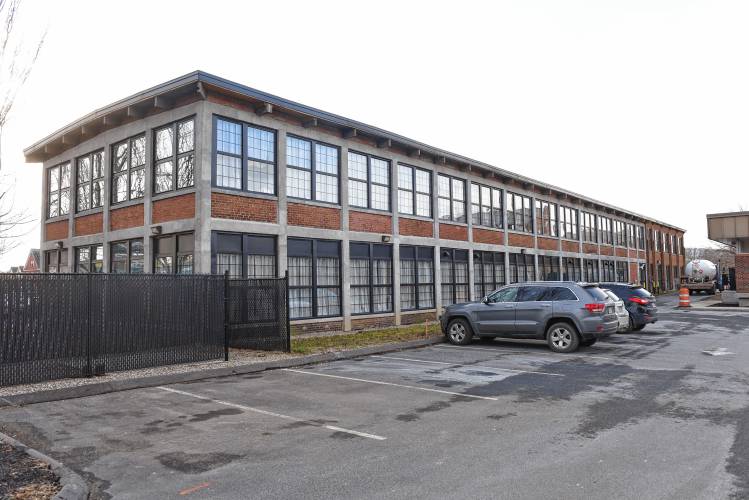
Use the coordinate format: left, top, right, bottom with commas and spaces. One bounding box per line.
440, 282, 618, 353
598, 283, 658, 331
602, 289, 630, 332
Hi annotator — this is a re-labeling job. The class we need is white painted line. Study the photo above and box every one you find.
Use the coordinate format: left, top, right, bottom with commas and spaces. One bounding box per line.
281, 368, 499, 401
370, 355, 564, 377
702, 347, 735, 356
157, 386, 386, 441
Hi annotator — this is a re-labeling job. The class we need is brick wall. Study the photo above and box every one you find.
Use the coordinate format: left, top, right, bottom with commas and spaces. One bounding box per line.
351, 315, 396, 331
74, 213, 103, 236
110, 204, 144, 231
508, 232, 533, 248
45, 221, 68, 241
629, 262, 639, 284
473, 228, 503, 245
600, 245, 614, 256
639, 250, 647, 260
736, 254, 749, 292
153, 193, 196, 223
401, 311, 438, 325
399, 217, 433, 238
291, 320, 344, 335
583, 243, 598, 255
537, 237, 558, 251
439, 223, 468, 241
561, 240, 579, 253
211, 193, 277, 223
287, 203, 341, 230
349, 211, 392, 234
616, 248, 628, 258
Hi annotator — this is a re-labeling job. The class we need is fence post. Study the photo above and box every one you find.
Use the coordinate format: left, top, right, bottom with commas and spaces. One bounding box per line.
223, 270, 230, 362
85, 273, 93, 378
285, 270, 291, 353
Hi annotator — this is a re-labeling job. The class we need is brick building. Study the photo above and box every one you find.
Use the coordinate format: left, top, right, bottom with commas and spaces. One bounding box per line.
26, 71, 685, 333
707, 211, 749, 293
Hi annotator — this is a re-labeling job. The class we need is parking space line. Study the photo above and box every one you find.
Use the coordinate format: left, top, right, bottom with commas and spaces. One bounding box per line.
370, 355, 564, 376
157, 386, 386, 441
281, 369, 499, 401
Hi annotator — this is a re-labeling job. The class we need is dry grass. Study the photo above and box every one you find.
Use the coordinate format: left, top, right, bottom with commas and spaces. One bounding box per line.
292, 323, 442, 354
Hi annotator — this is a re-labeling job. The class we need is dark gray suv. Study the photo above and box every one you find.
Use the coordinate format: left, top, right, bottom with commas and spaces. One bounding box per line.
440, 282, 619, 353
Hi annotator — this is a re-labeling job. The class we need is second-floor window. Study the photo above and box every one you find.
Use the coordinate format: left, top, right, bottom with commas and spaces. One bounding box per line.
627, 224, 636, 249
112, 134, 146, 204
581, 212, 597, 243
286, 136, 339, 203
598, 216, 613, 245
536, 200, 558, 236
215, 118, 276, 194
559, 207, 578, 240
472, 183, 503, 229
154, 118, 195, 194
76, 151, 104, 212
397, 164, 431, 217
613, 220, 626, 246
47, 162, 71, 218
438, 174, 466, 223
348, 152, 390, 211
506, 192, 532, 233
637, 226, 645, 250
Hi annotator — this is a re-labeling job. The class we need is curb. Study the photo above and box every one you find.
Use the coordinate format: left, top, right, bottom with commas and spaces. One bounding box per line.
0, 431, 88, 500
0, 337, 444, 407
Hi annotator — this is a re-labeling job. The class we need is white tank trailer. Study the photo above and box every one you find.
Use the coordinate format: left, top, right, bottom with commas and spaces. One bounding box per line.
682, 259, 717, 294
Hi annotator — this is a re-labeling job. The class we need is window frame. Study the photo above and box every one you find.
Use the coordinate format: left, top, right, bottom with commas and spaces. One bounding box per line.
75, 244, 103, 274
212, 115, 277, 195
153, 232, 195, 275
559, 206, 579, 240
472, 182, 503, 229
598, 215, 613, 245
637, 226, 646, 250
437, 173, 467, 223
153, 116, 196, 195
440, 248, 469, 307
348, 151, 391, 212
111, 133, 146, 205
397, 163, 432, 218
508, 252, 535, 283
506, 192, 533, 233
539, 255, 561, 281
583, 259, 599, 282
473, 251, 506, 299
562, 257, 582, 281
350, 242, 394, 315
286, 135, 340, 205
535, 200, 558, 237
45, 248, 69, 273
211, 232, 277, 279
110, 238, 145, 274
581, 212, 597, 243
75, 150, 104, 213
47, 162, 71, 218
287, 238, 342, 319
400, 245, 435, 311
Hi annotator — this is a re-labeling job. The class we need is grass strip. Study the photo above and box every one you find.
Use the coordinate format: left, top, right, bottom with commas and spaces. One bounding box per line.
292, 323, 442, 354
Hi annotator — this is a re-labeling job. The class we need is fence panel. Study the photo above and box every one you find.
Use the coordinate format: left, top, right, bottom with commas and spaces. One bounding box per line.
225, 276, 290, 352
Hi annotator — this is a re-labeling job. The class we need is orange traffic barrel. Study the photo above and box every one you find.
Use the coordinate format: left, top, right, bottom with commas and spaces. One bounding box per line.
678, 287, 691, 308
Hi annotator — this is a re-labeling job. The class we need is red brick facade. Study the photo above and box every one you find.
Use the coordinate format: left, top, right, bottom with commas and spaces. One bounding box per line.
211, 193, 277, 223
291, 320, 344, 335
600, 245, 614, 256
110, 204, 144, 231
74, 213, 103, 236
401, 311, 438, 325
583, 243, 598, 255
473, 228, 503, 245
629, 262, 639, 283
561, 240, 579, 253
399, 217, 433, 238
537, 237, 558, 251
508, 233, 534, 248
616, 247, 628, 258
288, 202, 341, 230
349, 211, 392, 234
439, 223, 468, 241
45, 221, 68, 241
153, 193, 196, 223
736, 254, 749, 292
351, 315, 396, 331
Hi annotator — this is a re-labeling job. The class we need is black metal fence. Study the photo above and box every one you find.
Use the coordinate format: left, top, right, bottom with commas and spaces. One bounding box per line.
0, 273, 289, 387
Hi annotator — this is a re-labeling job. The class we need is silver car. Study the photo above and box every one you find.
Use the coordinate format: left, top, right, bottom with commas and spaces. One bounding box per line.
602, 289, 630, 332
440, 282, 618, 353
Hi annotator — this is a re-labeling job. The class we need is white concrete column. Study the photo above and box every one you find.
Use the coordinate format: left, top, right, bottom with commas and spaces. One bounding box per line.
339, 146, 351, 331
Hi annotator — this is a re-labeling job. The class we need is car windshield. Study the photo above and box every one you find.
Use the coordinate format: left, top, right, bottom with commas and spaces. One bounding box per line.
630, 287, 653, 299
584, 286, 609, 301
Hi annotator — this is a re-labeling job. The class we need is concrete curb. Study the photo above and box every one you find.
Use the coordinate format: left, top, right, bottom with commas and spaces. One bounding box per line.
0, 431, 88, 500
0, 337, 444, 407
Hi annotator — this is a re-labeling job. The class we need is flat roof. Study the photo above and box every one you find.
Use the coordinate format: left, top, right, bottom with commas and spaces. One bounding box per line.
24, 70, 685, 232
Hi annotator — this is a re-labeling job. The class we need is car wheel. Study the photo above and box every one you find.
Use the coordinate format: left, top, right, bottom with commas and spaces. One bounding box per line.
546, 322, 580, 353
446, 318, 473, 346
581, 338, 597, 347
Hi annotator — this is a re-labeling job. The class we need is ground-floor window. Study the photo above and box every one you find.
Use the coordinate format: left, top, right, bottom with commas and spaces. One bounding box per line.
288, 238, 340, 319
601, 260, 615, 282
400, 246, 434, 311
638, 263, 646, 285
615, 261, 629, 283
440, 248, 469, 307
75, 244, 103, 273
45, 249, 69, 273
473, 251, 505, 298
212, 232, 276, 279
350, 242, 393, 314
563, 257, 582, 282
539, 255, 560, 281
509, 252, 535, 283
154, 233, 194, 274
110, 239, 144, 273
583, 259, 599, 282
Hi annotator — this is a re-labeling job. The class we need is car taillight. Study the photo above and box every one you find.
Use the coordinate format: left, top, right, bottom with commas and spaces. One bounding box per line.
629, 297, 650, 305
585, 303, 605, 313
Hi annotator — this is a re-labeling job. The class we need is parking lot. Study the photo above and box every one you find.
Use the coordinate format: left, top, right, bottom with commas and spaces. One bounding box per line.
1, 307, 749, 499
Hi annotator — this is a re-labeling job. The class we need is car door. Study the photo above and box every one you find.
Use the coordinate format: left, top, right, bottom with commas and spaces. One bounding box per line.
473, 286, 518, 335
514, 286, 552, 336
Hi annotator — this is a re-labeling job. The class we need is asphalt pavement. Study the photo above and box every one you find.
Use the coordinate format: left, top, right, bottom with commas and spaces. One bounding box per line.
1, 305, 748, 499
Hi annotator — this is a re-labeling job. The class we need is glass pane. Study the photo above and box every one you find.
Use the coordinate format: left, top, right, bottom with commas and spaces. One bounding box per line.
316, 257, 340, 286
315, 173, 338, 203
155, 256, 173, 274
60, 163, 71, 188
155, 161, 174, 193
289, 256, 312, 286
400, 284, 415, 310
60, 190, 70, 215
217, 253, 242, 278
286, 168, 311, 199
452, 178, 465, 201
286, 137, 311, 169
177, 155, 194, 188
371, 184, 389, 211
155, 127, 174, 160
415, 169, 431, 194
316, 287, 340, 316
416, 194, 431, 217
77, 185, 90, 212
351, 259, 369, 286
247, 160, 274, 194
114, 173, 128, 203
398, 165, 412, 190
374, 259, 392, 285
248, 126, 274, 162
178, 119, 194, 154
49, 166, 60, 191
373, 287, 392, 312
217, 154, 242, 189
177, 254, 193, 274
77, 156, 91, 183
315, 144, 338, 175
130, 168, 145, 199
398, 190, 413, 214
290, 288, 312, 319
132, 136, 146, 166
114, 142, 128, 172
453, 200, 465, 223
93, 152, 103, 178
370, 158, 389, 185
418, 284, 434, 308
247, 255, 276, 278
438, 175, 450, 197
349, 179, 368, 207
438, 198, 451, 220
352, 286, 370, 314
92, 180, 103, 208
348, 153, 367, 180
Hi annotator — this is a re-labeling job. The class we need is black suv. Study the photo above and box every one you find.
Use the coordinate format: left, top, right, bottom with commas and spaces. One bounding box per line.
598, 283, 657, 331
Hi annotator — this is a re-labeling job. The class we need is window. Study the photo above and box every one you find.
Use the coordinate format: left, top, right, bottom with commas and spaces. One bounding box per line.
626, 224, 636, 249
154, 118, 195, 194
598, 216, 613, 245
535, 200, 557, 236
472, 183, 503, 228
348, 152, 390, 211
213, 233, 276, 279
47, 162, 71, 218
75, 245, 103, 273
559, 207, 578, 240
518, 286, 550, 302
551, 287, 578, 301
539, 256, 560, 281
581, 212, 597, 243
112, 134, 146, 204
76, 151, 104, 212
653, 229, 660, 251
506, 192, 533, 233
214, 117, 276, 194
473, 251, 506, 299
154, 233, 194, 274
400, 246, 434, 310
110, 239, 144, 273
350, 243, 393, 314
398, 164, 431, 217
288, 239, 340, 319
613, 220, 627, 246
509, 252, 535, 283
563, 258, 582, 281
438, 174, 466, 223
45, 249, 68, 273
637, 226, 645, 250
601, 260, 615, 282
616, 261, 629, 283
286, 136, 338, 203
583, 259, 599, 282
440, 249, 469, 307
488, 286, 517, 303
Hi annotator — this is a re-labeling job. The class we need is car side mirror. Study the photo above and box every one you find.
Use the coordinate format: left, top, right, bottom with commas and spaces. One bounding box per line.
482, 296, 490, 304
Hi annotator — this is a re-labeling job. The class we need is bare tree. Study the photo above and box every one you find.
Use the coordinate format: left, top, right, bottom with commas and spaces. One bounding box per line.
0, 0, 44, 256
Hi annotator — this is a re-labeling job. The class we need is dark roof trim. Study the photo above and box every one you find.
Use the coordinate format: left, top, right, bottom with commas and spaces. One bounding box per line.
24, 70, 685, 232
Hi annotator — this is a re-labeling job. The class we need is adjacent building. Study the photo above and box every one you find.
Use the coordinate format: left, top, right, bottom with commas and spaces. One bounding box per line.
25, 71, 685, 333
707, 211, 749, 292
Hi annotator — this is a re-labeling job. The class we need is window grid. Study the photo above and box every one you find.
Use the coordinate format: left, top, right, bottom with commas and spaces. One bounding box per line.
637, 226, 646, 250
472, 183, 503, 229
539, 256, 561, 281
598, 216, 613, 245
400, 246, 434, 311
214, 117, 277, 195
398, 164, 431, 217
563, 258, 582, 281
601, 260, 616, 282
154, 233, 194, 275
437, 174, 466, 223
583, 259, 600, 282
112, 135, 146, 204
560, 206, 579, 240
473, 251, 506, 299
47, 162, 71, 218
45, 249, 69, 273
76, 151, 104, 213
509, 253, 535, 283
348, 152, 391, 211
440, 249, 469, 307
288, 239, 341, 319
613, 220, 627, 246
286, 136, 339, 204
506, 192, 533, 233
350, 243, 393, 315
110, 239, 144, 274
154, 117, 195, 194
75, 244, 103, 274
535, 200, 558, 237
581, 212, 597, 243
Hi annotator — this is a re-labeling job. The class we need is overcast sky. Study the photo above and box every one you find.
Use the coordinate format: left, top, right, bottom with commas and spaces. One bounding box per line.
2, 0, 748, 269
